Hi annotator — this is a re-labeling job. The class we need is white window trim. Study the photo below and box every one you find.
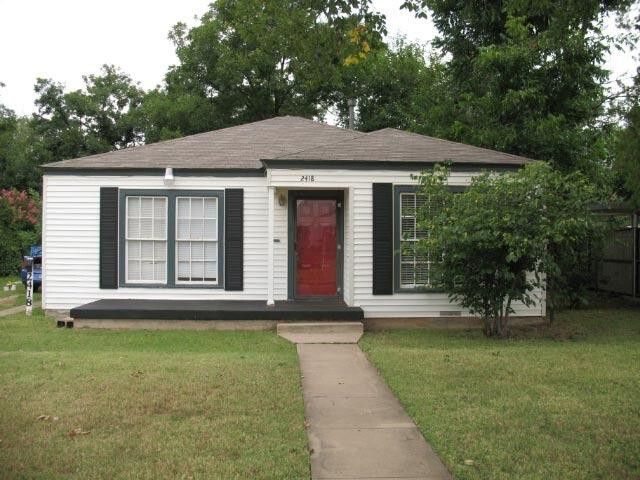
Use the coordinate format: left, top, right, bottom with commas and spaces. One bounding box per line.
174, 196, 219, 286
124, 195, 168, 285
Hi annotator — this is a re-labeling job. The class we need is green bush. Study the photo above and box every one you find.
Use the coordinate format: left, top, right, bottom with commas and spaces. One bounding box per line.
0, 189, 40, 276
415, 162, 608, 337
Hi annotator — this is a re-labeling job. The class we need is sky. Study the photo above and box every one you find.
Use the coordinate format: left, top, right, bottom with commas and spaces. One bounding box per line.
0, 0, 636, 117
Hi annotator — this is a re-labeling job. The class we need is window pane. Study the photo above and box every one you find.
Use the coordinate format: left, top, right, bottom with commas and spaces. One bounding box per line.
177, 261, 190, 279
191, 261, 204, 279
154, 217, 166, 239
204, 241, 217, 261
401, 193, 415, 215
154, 261, 166, 282
127, 218, 140, 239
191, 242, 204, 261
191, 197, 204, 218
177, 241, 190, 261
141, 260, 154, 280
128, 260, 140, 280
140, 197, 153, 217
177, 197, 190, 219
204, 261, 217, 280
401, 217, 415, 239
154, 241, 166, 261
204, 198, 217, 218
127, 197, 139, 217
140, 241, 154, 260
154, 197, 166, 219
128, 240, 140, 259
400, 263, 415, 286
190, 219, 204, 240
204, 219, 216, 239
140, 217, 153, 238
177, 218, 189, 240
416, 262, 429, 285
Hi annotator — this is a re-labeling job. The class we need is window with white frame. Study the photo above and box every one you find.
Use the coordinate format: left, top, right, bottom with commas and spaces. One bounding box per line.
126, 196, 167, 283
176, 197, 219, 284
399, 192, 433, 288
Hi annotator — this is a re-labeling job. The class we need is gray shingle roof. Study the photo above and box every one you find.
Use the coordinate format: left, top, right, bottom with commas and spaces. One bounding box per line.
273, 128, 532, 165
42, 116, 532, 171
42, 116, 363, 171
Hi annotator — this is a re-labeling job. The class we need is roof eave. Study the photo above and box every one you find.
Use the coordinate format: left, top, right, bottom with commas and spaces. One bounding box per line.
261, 158, 528, 171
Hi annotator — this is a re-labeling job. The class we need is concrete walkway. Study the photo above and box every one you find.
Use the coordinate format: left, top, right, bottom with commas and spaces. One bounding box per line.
298, 343, 452, 480
0, 301, 41, 317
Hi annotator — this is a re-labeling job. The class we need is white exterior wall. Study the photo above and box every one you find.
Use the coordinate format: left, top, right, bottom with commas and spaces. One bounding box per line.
268, 168, 545, 318
44, 169, 545, 318
43, 174, 270, 310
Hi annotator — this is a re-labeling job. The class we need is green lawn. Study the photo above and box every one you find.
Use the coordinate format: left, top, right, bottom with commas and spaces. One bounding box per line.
0, 310, 309, 479
0, 276, 41, 310
361, 307, 640, 480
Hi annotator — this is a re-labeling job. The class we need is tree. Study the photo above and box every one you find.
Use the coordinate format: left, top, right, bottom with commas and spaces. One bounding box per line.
615, 93, 640, 206
415, 162, 607, 337
614, 11, 640, 207
32, 64, 145, 166
335, 39, 452, 133
400, 0, 634, 178
0, 91, 18, 185
0, 117, 41, 191
141, 0, 386, 140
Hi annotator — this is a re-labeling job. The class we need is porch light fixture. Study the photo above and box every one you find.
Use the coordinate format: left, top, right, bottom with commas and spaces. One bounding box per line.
276, 188, 287, 207
164, 167, 174, 186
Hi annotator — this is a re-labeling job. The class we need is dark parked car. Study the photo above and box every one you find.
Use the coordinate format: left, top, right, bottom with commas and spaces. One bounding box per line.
21, 245, 42, 292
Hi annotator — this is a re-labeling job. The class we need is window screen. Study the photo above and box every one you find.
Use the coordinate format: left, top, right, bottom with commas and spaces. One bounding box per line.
125, 196, 167, 283
176, 197, 218, 284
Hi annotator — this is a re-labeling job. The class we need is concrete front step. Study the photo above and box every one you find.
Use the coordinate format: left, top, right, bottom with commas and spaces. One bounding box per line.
277, 322, 363, 344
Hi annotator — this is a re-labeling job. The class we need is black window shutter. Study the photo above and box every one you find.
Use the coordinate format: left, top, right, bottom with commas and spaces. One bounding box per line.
225, 189, 244, 291
99, 187, 119, 289
372, 183, 393, 295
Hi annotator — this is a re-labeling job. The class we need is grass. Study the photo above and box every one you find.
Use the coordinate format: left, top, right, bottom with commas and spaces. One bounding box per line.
361, 306, 640, 480
0, 310, 309, 479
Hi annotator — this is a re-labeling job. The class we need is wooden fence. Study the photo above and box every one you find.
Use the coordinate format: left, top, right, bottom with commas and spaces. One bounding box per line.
595, 211, 639, 298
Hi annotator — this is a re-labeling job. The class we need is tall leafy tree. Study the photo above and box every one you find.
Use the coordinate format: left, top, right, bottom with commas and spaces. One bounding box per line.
0, 86, 18, 186
400, 0, 634, 177
0, 85, 41, 191
141, 0, 386, 141
335, 40, 452, 133
615, 73, 640, 206
32, 64, 145, 166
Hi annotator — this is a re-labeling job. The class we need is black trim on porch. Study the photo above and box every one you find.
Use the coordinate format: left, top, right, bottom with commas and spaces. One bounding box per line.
70, 299, 364, 321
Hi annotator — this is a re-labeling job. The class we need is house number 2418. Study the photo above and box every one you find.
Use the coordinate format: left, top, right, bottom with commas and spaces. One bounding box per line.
300, 175, 315, 182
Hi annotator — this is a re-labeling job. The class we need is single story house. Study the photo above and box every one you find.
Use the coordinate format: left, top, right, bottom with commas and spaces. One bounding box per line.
41, 116, 545, 328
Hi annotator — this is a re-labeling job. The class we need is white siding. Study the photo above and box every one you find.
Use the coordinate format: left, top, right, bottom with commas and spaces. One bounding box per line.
268, 168, 545, 318
44, 168, 545, 319
43, 174, 270, 310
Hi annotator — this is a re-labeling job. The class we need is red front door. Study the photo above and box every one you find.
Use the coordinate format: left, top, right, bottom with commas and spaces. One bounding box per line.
296, 199, 338, 296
